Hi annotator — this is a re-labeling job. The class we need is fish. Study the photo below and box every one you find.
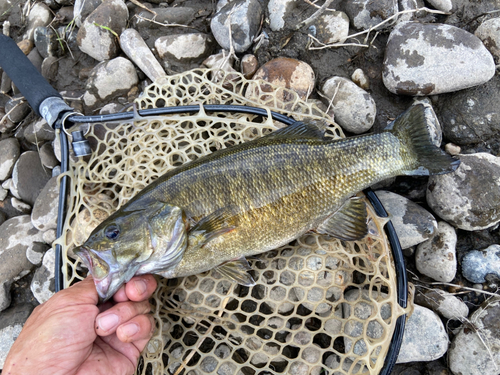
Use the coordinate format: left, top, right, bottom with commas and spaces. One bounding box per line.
74, 104, 459, 301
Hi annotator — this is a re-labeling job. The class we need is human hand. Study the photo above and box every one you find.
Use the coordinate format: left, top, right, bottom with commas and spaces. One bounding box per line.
3, 275, 157, 375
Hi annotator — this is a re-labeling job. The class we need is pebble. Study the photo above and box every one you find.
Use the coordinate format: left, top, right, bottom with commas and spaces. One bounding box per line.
83, 57, 139, 108
343, 0, 398, 30
268, 0, 298, 31
475, 17, 500, 59
31, 247, 55, 304
396, 304, 448, 363
321, 76, 376, 134
39, 143, 59, 169
397, 0, 425, 23
2, 179, 20, 201
202, 51, 239, 87
427, 0, 453, 12
383, 22, 495, 96
375, 190, 437, 249
31, 176, 59, 232
77, 0, 129, 61
0, 188, 7, 202
155, 33, 214, 71
22, 2, 53, 42
415, 221, 457, 282
10, 198, 31, 215
73, 0, 102, 27
41, 56, 59, 82
314, 11, 350, 45
5, 97, 30, 124
12, 151, 51, 206
414, 289, 468, 320
0, 138, 20, 181
120, 28, 165, 83
0, 215, 44, 311
448, 297, 500, 375
426, 153, 500, 231
0, 303, 35, 368
23, 118, 55, 145
241, 54, 258, 79
462, 245, 500, 284
351, 68, 369, 90
445, 143, 461, 156
210, 0, 263, 53
34, 26, 61, 59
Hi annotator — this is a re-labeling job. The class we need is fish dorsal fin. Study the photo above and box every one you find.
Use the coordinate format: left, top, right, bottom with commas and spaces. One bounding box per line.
215, 256, 256, 286
264, 120, 325, 140
317, 197, 368, 241
188, 206, 239, 250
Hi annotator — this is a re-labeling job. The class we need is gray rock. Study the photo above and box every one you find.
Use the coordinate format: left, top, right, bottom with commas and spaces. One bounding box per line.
343, 0, 398, 30
449, 297, 500, 375
462, 245, 500, 284
383, 22, 495, 96
31, 247, 55, 304
155, 33, 214, 71
22, 2, 53, 42
11, 198, 31, 215
39, 143, 58, 169
0, 216, 43, 311
5, 97, 30, 124
24, 118, 55, 145
83, 57, 139, 108
0, 303, 35, 368
396, 304, 448, 363
41, 56, 59, 82
12, 151, 51, 206
414, 289, 468, 320
375, 190, 437, 249
0, 188, 7, 202
0, 138, 20, 181
321, 76, 376, 134
315, 11, 350, 45
34, 26, 61, 59
439, 74, 500, 145
0, 0, 14, 20
475, 17, 500, 59
415, 221, 457, 282
120, 29, 165, 83
74, 0, 102, 27
2, 179, 20, 201
42, 228, 57, 245
268, 0, 298, 31
31, 176, 59, 232
427, 153, 500, 231
211, 0, 263, 53
397, 0, 425, 23
77, 0, 129, 61
427, 0, 453, 12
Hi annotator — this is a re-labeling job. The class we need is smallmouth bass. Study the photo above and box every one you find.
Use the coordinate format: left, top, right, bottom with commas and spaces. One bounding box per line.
74, 105, 459, 301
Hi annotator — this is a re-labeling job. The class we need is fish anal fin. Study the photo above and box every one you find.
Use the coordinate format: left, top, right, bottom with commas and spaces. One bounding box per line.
215, 256, 256, 286
264, 120, 325, 140
188, 206, 239, 249
317, 197, 368, 241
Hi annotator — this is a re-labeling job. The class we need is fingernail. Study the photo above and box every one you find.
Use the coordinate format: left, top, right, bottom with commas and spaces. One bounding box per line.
97, 314, 120, 331
134, 279, 147, 295
121, 322, 139, 338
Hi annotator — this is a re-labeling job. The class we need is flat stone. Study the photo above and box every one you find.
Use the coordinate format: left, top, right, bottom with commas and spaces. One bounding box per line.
12, 151, 52, 206
31, 176, 59, 232
39, 143, 59, 169
396, 304, 448, 363
31, 247, 55, 304
449, 297, 500, 375
268, 0, 298, 31
415, 221, 457, 282
462, 245, 500, 284
343, 0, 398, 30
383, 22, 495, 95
155, 33, 214, 71
321, 76, 376, 133
475, 17, 500, 59
426, 153, 500, 231
23, 118, 55, 145
5, 97, 30, 124
375, 190, 437, 249
0, 138, 20, 181
0, 303, 35, 368
414, 288, 468, 320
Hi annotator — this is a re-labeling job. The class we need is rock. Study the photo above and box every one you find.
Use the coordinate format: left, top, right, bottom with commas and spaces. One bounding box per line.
427, 0, 453, 12
120, 28, 165, 83
0, 303, 35, 368
462, 245, 500, 284
27, 48, 43, 74
246, 57, 315, 104
22, 2, 53, 42
351, 68, 369, 90
11, 198, 31, 215
42, 228, 57, 245
268, 0, 298, 31
415, 221, 457, 282
240, 54, 258, 79
314, 11, 350, 45
383, 22, 495, 96
34, 26, 61, 59
39, 143, 59, 169
0, 188, 7, 202
445, 143, 461, 156
83, 57, 139, 108
23, 118, 55, 145
31, 247, 55, 304
201, 51, 239, 86
397, 304, 448, 363
41, 56, 59, 82
414, 289, 468, 320
426, 153, 500, 231
211, 0, 263, 53
2, 179, 20, 200
411, 98, 442, 147
5, 97, 30, 124
74, 0, 102, 27
0, 138, 20, 181
475, 17, 500, 59
0, 0, 14, 20
449, 297, 500, 375
31, 176, 59, 232
397, 0, 425, 23
375, 191, 437, 249
321, 76, 376, 134
343, 0, 398, 30
155, 33, 214, 71
77, 0, 129, 61
12, 151, 52, 206
0, 216, 43, 311
439, 72, 500, 145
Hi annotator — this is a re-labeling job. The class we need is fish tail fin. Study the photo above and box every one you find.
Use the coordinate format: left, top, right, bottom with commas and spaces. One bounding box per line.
388, 104, 460, 176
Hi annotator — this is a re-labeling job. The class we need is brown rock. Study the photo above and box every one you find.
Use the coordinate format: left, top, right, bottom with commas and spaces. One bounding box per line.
241, 54, 258, 79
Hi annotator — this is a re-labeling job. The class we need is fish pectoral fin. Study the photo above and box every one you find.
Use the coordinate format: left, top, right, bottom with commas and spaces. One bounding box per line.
263, 119, 325, 140
317, 197, 368, 241
215, 257, 256, 286
188, 206, 239, 249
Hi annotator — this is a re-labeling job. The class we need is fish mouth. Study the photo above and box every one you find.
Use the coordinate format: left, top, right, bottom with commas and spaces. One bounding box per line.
74, 245, 114, 301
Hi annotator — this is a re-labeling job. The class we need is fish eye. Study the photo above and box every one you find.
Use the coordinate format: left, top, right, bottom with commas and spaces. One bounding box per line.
104, 224, 120, 240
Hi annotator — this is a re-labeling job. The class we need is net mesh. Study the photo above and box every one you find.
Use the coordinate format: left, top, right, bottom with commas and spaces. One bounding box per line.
56, 68, 406, 375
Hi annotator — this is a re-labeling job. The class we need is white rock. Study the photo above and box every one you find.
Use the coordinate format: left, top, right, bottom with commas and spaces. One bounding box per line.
427, 0, 453, 12
31, 176, 59, 231
315, 11, 350, 45
475, 17, 500, 59
351, 68, 369, 90
22, 3, 53, 42
344, 0, 398, 30
155, 33, 213, 69
0, 138, 20, 181
414, 289, 468, 320
31, 247, 56, 304
462, 245, 500, 284
268, 0, 298, 31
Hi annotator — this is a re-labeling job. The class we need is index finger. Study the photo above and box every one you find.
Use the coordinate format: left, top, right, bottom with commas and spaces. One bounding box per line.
114, 275, 157, 303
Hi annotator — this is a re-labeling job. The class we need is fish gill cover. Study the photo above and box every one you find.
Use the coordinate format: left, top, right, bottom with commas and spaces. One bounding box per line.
55, 68, 408, 375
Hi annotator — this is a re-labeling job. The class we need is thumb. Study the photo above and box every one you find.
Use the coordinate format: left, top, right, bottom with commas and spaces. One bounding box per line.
57, 276, 100, 306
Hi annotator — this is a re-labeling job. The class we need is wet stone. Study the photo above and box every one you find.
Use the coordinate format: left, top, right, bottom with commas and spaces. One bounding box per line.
475, 17, 500, 59
12, 151, 52, 206
414, 288, 469, 320
155, 33, 214, 72
31, 247, 56, 304
268, 0, 298, 31
0, 138, 20, 181
462, 245, 500, 284
383, 22, 495, 95
342, 0, 398, 30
